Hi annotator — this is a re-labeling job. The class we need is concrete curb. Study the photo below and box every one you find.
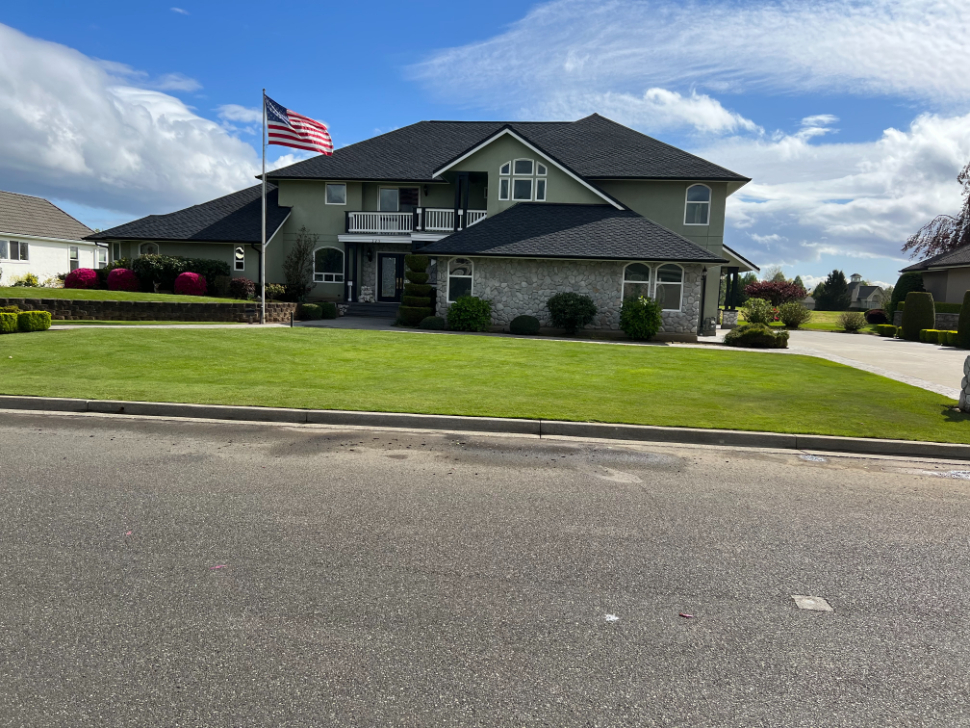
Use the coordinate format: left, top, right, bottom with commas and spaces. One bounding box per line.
2, 394, 970, 461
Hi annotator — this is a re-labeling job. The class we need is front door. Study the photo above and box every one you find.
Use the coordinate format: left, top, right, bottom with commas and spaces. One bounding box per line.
377, 253, 405, 302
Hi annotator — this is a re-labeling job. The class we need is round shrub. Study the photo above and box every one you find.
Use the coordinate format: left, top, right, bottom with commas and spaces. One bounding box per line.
777, 301, 812, 329
723, 323, 788, 349
319, 302, 338, 319
64, 268, 99, 289
838, 311, 867, 332
174, 271, 207, 296
107, 268, 139, 292
864, 308, 888, 325
509, 315, 541, 336
619, 296, 662, 340
900, 291, 935, 341
419, 316, 446, 330
229, 277, 256, 300
447, 296, 492, 332
547, 292, 597, 335
740, 297, 775, 325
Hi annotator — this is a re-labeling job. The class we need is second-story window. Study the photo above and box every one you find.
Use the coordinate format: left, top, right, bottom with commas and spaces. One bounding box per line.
325, 183, 347, 205
499, 159, 549, 202
685, 184, 711, 225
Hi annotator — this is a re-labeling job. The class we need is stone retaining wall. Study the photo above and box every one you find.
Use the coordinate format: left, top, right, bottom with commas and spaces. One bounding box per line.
0, 297, 298, 323
892, 310, 959, 329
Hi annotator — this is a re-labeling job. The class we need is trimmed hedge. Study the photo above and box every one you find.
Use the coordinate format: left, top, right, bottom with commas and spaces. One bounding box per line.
958, 290, 970, 349
948, 331, 960, 346
547, 292, 597, 335
0, 312, 18, 334
17, 311, 52, 332
889, 272, 924, 318
509, 315, 541, 336
447, 296, 492, 332
900, 292, 935, 341
397, 306, 429, 327
174, 271, 207, 296
920, 329, 955, 345
419, 316, 446, 330
400, 255, 432, 326
319, 302, 338, 319
723, 323, 789, 348
299, 303, 323, 320
874, 324, 897, 337
897, 300, 962, 314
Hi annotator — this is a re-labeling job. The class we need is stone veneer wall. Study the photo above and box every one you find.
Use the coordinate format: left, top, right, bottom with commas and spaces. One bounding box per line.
433, 258, 703, 334
892, 310, 959, 330
0, 298, 298, 323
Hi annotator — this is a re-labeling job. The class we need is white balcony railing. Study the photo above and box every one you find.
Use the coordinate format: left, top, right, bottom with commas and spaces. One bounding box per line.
347, 211, 413, 234
421, 208, 488, 232
346, 208, 487, 235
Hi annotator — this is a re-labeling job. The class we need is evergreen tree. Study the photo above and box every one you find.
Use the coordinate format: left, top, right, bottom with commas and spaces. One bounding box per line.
793, 275, 805, 292
817, 269, 851, 311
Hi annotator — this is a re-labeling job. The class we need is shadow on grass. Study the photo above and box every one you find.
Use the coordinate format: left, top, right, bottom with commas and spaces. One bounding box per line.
941, 405, 970, 423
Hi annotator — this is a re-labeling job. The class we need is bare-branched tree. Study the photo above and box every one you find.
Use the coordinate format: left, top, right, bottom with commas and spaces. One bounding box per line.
903, 160, 970, 259
283, 226, 318, 303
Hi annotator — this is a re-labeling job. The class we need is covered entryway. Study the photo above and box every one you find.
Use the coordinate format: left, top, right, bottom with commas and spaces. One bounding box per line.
377, 253, 406, 302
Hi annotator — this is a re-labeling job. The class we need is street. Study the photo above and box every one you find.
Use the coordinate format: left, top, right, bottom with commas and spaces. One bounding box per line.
1, 411, 969, 727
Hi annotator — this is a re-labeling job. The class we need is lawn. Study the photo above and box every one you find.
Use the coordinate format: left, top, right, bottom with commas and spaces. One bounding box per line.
0, 328, 966, 443
736, 309, 877, 333
52, 321, 246, 326
0, 287, 239, 303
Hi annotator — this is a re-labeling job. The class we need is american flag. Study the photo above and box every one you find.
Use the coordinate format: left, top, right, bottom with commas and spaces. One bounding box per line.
265, 95, 333, 156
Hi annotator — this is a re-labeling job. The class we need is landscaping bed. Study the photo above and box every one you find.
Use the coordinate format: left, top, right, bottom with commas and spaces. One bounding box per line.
0, 295, 297, 323
0, 328, 966, 444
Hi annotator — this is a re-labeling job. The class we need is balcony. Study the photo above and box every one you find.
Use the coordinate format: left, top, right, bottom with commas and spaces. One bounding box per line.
346, 208, 487, 235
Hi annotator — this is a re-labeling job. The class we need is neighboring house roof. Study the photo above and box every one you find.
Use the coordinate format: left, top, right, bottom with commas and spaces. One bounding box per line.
266, 114, 749, 184
902, 243, 970, 272
87, 185, 290, 244
0, 189, 94, 241
856, 285, 882, 299
418, 203, 727, 263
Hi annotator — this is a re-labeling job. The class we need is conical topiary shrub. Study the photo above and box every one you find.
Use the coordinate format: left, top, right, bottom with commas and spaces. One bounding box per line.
957, 290, 970, 349
900, 291, 935, 341
398, 254, 433, 327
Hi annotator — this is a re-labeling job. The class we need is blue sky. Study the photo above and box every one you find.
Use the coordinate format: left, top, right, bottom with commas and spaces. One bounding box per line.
2, 0, 969, 289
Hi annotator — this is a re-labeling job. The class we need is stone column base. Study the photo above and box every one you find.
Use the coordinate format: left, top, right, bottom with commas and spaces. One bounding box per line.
721, 310, 739, 329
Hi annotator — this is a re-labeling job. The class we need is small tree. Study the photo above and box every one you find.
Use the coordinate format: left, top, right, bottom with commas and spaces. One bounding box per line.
282, 226, 317, 303
792, 275, 806, 291
815, 270, 850, 311
619, 296, 663, 340
398, 254, 433, 326
777, 301, 812, 329
547, 292, 597, 335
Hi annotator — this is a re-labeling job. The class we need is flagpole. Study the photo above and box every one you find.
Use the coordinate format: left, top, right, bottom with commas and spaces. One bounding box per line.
260, 89, 267, 325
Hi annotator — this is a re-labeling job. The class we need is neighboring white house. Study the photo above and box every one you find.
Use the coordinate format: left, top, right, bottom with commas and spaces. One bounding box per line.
847, 273, 886, 310
0, 190, 101, 286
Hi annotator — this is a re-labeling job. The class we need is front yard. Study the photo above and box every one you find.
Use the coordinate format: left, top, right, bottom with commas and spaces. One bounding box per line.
1, 328, 966, 443
0, 287, 239, 303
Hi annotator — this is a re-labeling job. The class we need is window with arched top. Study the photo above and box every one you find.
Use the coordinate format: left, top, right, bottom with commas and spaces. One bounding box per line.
498, 159, 548, 202
684, 184, 711, 225
313, 247, 344, 282
622, 263, 651, 301
656, 264, 683, 311
447, 257, 473, 301
139, 242, 159, 256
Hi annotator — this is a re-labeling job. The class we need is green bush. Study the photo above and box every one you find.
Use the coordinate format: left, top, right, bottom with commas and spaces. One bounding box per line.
398, 255, 433, 326
17, 310, 51, 332
547, 292, 597, 335
403, 283, 432, 298
0, 305, 20, 314
419, 316, 446, 330
740, 297, 775, 325
838, 311, 867, 332
402, 296, 429, 308
264, 283, 286, 301
447, 296, 492, 332
212, 275, 232, 298
897, 301, 961, 314
0, 312, 18, 334
131, 254, 231, 291
319, 302, 338, 319
901, 291, 935, 341
619, 296, 663, 340
874, 324, 897, 338
11, 272, 40, 287
404, 254, 430, 271
509, 315, 541, 336
723, 323, 789, 349
298, 303, 322, 320
777, 301, 812, 329
957, 290, 970, 349
948, 330, 960, 346
397, 306, 429, 327
921, 329, 953, 345
889, 272, 924, 318
406, 272, 429, 285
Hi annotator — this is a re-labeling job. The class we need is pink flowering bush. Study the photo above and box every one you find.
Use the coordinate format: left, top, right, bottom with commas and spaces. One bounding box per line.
174, 271, 207, 296
107, 268, 139, 292
64, 268, 99, 289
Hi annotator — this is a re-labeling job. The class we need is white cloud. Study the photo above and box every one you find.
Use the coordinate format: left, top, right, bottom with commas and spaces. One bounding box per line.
749, 233, 786, 244
412, 0, 970, 110
217, 104, 262, 124
0, 23, 259, 217
152, 73, 202, 92
171, 7, 189, 15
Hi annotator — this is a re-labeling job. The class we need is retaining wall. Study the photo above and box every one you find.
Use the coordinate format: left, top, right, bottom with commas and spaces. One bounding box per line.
0, 297, 298, 323
892, 311, 959, 330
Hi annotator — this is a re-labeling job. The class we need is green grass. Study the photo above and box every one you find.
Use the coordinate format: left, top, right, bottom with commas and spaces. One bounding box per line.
737, 310, 875, 333
0, 287, 239, 303
52, 321, 246, 326
1, 328, 966, 443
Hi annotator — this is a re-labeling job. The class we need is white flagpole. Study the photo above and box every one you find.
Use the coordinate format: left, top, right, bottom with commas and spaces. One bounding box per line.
261, 88, 267, 324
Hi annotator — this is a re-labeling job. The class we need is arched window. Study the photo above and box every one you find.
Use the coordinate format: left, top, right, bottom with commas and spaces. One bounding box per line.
447, 258, 473, 302
498, 159, 549, 202
622, 263, 651, 300
684, 184, 711, 225
656, 264, 683, 311
139, 242, 159, 256
313, 247, 344, 283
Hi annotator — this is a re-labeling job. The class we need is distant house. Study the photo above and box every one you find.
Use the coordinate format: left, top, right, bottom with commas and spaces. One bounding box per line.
899, 243, 970, 305
847, 273, 885, 310
0, 190, 102, 286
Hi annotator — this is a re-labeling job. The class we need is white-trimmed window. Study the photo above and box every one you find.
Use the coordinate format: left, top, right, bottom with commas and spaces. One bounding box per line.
325, 183, 347, 205
537, 163, 547, 176
535, 179, 547, 201
499, 161, 511, 175
314, 247, 344, 282
499, 158, 548, 202
97, 247, 108, 269
69, 246, 80, 272
622, 263, 651, 300
513, 159, 534, 175
656, 264, 683, 311
512, 178, 533, 201
234, 246, 245, 272
139, 242, 159, 256
684, 184, 711, 225
1, 240, 28, 261
112, 243, 121, 261
379, 188, 399, 212
447, 257, 473, 302
498, 178, 510, 200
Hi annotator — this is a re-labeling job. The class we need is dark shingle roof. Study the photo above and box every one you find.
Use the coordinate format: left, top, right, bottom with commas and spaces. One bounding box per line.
87, 185, 289, 243
902, 243, 970, 272
266, 114, 748, 183
0, 190, 93, 241
419, 203, 727, 262
856, 285, 882, 298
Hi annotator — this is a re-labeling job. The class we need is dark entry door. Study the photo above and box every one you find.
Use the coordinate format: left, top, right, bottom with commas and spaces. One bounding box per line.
377, 253, 405, 302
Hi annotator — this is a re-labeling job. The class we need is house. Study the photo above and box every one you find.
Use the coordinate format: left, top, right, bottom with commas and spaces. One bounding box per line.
899, 244, 970, 304
89, 114, 756, 339
847, 273, 885, 310
0, 190, 102, 286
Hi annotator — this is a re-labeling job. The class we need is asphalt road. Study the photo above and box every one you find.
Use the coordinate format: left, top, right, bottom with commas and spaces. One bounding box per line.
1, 412, 969, 727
